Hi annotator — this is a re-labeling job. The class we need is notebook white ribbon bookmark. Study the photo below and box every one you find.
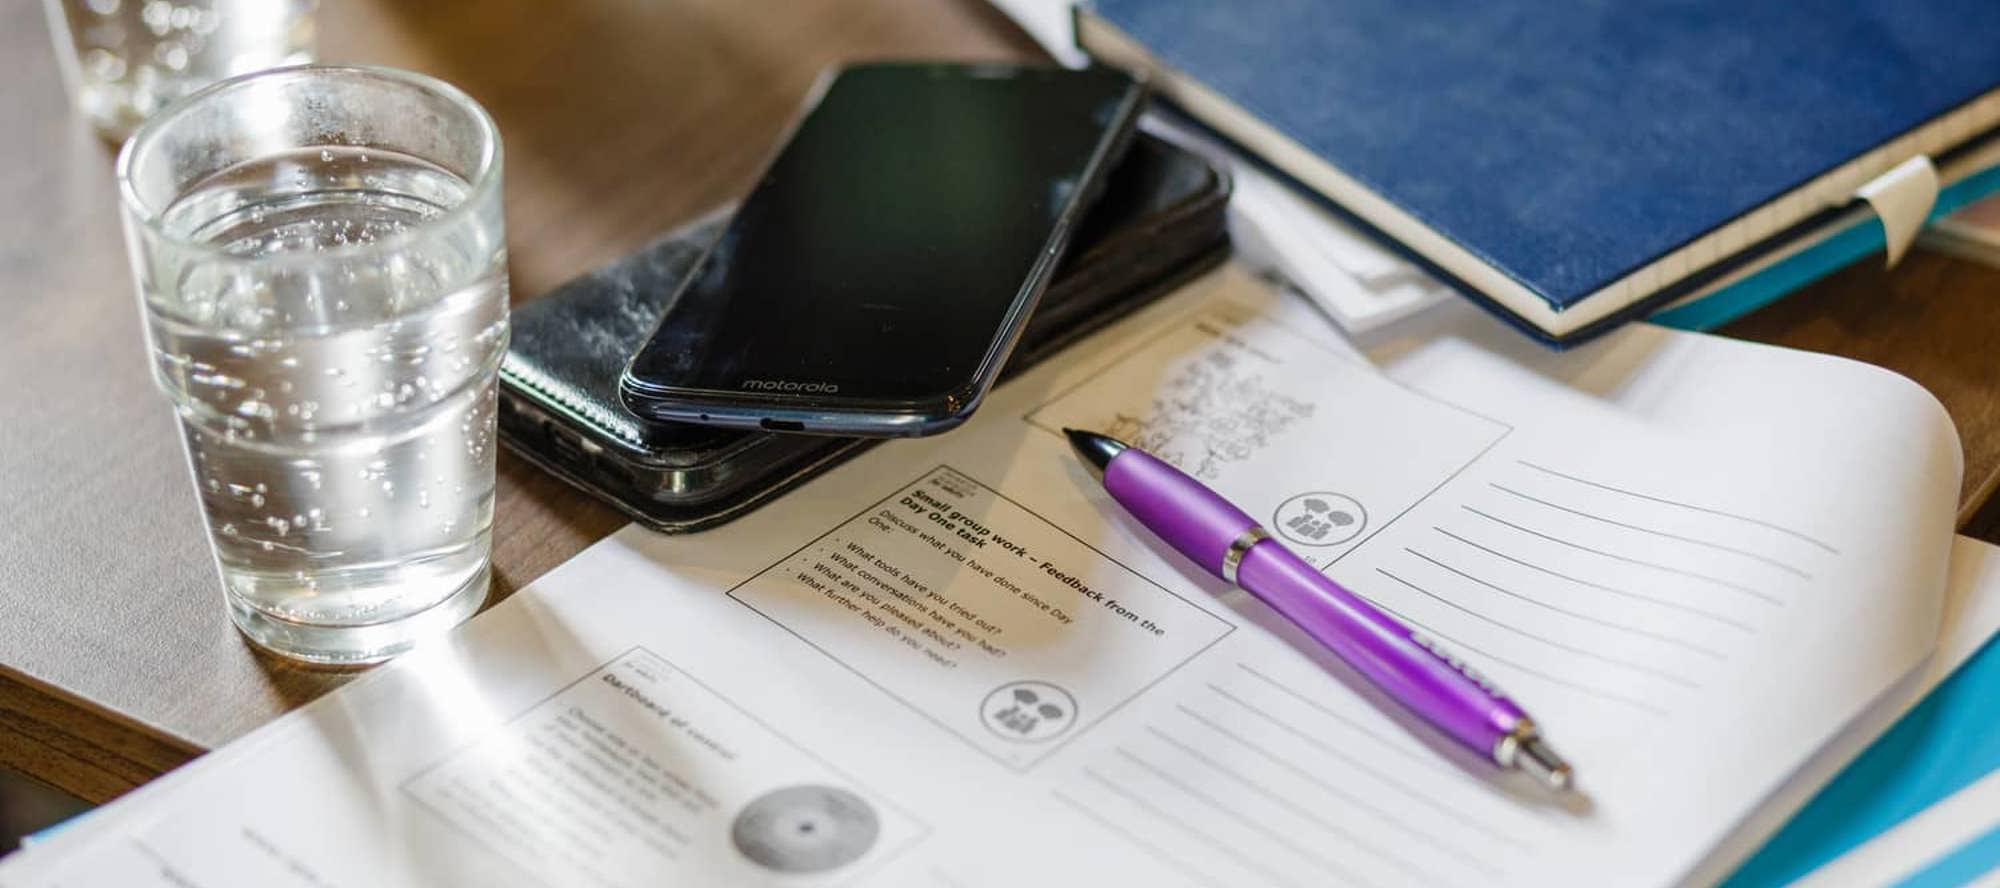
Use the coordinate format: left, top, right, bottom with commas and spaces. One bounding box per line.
1857, 155, 1940, 267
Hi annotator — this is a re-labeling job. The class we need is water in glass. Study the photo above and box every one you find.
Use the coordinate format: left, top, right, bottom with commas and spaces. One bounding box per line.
145, 146, 506, 662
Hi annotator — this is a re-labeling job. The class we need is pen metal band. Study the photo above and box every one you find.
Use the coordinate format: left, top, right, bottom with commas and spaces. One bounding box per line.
1221, 527, 1271, 585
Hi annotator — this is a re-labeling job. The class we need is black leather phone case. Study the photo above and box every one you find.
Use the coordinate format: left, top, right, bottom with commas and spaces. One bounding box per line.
500, 131, 1230, 532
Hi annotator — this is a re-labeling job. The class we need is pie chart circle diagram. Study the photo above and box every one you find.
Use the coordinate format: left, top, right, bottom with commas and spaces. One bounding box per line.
731, 784, 882, 873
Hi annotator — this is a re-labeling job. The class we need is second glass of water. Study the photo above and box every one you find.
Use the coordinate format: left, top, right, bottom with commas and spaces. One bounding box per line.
117, 65, 507, 665
44, 0, 318, 140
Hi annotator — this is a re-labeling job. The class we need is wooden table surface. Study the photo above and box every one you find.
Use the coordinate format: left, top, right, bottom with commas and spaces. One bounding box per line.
3, 0, 1998, 805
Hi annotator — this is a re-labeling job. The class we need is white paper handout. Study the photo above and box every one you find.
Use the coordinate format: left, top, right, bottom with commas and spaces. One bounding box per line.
1, 264, 1972, 888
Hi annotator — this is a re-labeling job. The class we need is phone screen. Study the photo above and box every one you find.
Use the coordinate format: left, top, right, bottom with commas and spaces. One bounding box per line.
623, 63, 1141, 426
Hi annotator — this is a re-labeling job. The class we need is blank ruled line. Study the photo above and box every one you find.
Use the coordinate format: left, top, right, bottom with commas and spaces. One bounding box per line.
1517, 460, 1839, 554
1404, 546, 1729, 660
1051, 790, 1225, 888
1114, 748, 1375, 887
1353, 595, 1671, 716
1199, 689, 1531, 844
1233, 663, 1437, 767
1463, 505, 1783, 606
927, 868, 971, 888
1174, 704, 1524, 850
1490, 483, 1813, 579
1330, 431, 1512, 568
1218, 669, 1555, 820
1376, 568, 1700, 688
1142, 726, 1469, 882
1433, 527, 1757, 633
1081, 768, 1308, 888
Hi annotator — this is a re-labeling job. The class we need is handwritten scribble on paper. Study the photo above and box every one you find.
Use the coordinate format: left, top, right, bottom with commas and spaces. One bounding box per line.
1097, 325, 1316, 480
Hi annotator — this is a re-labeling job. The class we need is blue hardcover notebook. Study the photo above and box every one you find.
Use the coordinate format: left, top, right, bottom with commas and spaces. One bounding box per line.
1077, 0, 2000, 345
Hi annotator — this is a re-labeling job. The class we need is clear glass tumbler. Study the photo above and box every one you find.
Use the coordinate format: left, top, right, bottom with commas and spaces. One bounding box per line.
43, 0, 317, 141
117, 66, 508, 665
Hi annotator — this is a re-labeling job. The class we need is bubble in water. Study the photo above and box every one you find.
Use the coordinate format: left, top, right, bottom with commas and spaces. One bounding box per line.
141, 0, 171, 34
154, 43, 188, 72
250, 493, 266, 507
320, 149, 333, 162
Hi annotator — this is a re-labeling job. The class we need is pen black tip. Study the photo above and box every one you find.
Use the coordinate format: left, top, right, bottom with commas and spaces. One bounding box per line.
1063, 429, 1126, 480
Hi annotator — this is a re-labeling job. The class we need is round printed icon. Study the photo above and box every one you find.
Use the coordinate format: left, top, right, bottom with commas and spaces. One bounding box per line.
979, 680, 1079, 743
1271, 492, 1367, 547
731, 784, 882, 873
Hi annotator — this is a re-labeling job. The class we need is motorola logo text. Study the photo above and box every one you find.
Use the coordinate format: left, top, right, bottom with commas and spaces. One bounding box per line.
741, 379, 840, 393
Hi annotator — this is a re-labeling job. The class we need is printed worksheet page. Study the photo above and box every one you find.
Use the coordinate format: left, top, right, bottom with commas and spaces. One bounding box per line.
3, 265, 1965, 888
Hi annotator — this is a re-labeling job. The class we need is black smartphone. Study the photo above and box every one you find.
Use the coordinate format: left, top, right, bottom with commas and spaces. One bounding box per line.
499, 132, 1232, 533
618, 62, 1147, 436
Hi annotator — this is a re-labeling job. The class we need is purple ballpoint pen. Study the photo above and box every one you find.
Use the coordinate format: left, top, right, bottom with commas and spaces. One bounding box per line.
1065, 429, 1574, 790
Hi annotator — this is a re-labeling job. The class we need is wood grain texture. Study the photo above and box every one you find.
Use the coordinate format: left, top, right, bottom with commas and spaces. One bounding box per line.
0, 672, 199, 805
1, 0, 1995, 800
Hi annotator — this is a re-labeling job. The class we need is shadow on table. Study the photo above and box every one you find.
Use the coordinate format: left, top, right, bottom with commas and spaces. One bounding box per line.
0, 769, 91, 857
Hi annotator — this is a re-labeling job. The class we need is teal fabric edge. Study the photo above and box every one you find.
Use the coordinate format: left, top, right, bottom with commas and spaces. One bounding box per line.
1651, 164, 2000, 332
1897, 819, 2000, 888
1723, 632, 2000, 887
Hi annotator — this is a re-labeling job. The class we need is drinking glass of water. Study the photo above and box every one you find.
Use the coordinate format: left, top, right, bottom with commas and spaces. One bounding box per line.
117, 66, 507, 665
44, 0, 317, 141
